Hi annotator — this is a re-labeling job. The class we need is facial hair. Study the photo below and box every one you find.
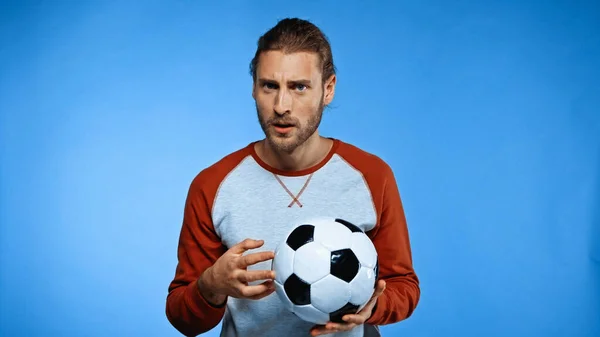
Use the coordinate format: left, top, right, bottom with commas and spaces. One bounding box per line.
257, 94, 325, 154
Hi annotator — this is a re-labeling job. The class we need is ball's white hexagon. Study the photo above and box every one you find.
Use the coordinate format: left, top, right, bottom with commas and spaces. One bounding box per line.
311, 274, 351, 314
349, 266, 376, 308
293, 304, 330, 325
293, 241, 331, 284
272, 243, 295, 284
274, 279, 295, 312
312, 219, 353, 252
350, 232, 378, 269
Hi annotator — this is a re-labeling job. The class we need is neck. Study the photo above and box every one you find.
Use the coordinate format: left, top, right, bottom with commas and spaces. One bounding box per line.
257, 133, 333, 172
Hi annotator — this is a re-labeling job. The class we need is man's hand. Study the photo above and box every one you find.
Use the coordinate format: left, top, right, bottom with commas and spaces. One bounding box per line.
310, 280, 386, 337
198, 238, 276, 306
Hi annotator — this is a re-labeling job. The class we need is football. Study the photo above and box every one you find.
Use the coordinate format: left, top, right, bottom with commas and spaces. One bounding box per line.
271, 217, 379, 325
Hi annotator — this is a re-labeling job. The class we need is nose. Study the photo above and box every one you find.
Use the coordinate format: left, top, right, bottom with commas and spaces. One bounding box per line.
273, 88, 292, 115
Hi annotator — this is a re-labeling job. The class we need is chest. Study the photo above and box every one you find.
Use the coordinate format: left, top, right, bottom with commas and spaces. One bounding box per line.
212, 168, 378, 252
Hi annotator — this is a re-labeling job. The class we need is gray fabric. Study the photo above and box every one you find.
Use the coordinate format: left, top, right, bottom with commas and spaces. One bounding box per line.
364, 325, 381, 337
213, 154, 379, 337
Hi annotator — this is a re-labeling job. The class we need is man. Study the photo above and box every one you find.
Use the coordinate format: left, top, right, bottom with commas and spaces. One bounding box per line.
165, 18, 420, 337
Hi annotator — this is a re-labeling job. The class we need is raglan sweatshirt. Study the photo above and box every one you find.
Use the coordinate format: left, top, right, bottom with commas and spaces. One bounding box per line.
165, 138, 420, 337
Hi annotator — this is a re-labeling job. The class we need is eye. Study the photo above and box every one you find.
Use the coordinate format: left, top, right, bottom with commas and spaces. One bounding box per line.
263, 82, 278, 90
295, 84, 307, 91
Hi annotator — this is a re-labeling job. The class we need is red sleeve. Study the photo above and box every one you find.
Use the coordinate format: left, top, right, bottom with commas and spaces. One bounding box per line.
165, 174, 228, 336
165, 149, 250, 336
365, 162, 420, 325
338, 143, 420, 326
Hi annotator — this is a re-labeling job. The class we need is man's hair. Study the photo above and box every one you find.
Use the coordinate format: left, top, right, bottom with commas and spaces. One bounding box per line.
249, 18, 336, 84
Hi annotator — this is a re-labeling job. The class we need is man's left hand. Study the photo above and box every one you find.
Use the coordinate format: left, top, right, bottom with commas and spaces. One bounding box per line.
310, 280, 386, 336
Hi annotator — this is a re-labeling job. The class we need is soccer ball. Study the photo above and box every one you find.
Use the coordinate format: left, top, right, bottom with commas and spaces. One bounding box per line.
271, 217, 379, 324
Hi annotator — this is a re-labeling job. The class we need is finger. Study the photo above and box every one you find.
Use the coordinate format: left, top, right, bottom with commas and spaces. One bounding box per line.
310, 322, 355, 336
230, 238, 265, 254
374, 279, 386, 296
365, 280, 387, 306
238, 250, 275, 268
340, 314, 365, 325
310, 324, 337, 336
309, 325, 323, 336
238, 280, 276, 298
247, 281, 276, 300
238, 269, 275, 283
325, 321, 356, 331
357, 280, 387, 315
247, 287, 275, 300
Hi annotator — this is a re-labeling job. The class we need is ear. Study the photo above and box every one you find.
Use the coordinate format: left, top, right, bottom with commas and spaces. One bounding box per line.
323, 74, 336, 105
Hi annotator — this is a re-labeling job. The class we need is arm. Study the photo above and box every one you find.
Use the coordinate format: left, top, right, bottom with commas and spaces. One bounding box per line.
166, 177, 228, 336
365, 164, 420, 325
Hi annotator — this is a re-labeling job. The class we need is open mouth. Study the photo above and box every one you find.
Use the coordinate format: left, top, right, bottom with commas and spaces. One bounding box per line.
273, 123, 294, 128
272, 122, 295, 133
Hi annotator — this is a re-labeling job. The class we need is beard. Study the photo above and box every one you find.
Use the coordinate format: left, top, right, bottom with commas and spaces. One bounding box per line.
256, 95, 325, 154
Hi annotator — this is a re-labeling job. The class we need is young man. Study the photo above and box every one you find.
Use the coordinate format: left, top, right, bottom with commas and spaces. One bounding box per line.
165, 18, 420, 337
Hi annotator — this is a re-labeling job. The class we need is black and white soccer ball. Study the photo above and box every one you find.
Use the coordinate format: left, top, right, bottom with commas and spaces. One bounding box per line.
271, 217, 379, 325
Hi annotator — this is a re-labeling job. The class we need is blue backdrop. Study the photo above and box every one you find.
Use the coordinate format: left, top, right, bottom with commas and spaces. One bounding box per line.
1, 1, 599, 336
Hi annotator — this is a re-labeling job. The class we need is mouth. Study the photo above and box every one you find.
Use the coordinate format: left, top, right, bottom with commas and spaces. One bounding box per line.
271, 122, 295, 134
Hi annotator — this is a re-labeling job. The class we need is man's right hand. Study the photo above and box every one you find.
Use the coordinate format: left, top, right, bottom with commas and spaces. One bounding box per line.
197, 238, 276, 306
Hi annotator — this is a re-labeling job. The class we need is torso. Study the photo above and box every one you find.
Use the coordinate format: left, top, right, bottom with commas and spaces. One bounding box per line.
211, 140, 380, 337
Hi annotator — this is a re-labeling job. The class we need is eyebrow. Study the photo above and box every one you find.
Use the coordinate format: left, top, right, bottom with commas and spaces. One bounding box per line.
258, 78, 312, 86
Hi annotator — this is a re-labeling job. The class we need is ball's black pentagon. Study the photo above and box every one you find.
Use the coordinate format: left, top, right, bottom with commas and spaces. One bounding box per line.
330, 248, 360, 283
284, 273, 311, 305
335, 218, 363, 233
286, 224, 314, 251
329, 302, 360, 323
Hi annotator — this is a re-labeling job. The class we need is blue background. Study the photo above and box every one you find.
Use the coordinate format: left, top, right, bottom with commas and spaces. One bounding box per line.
1, 1, 599, 336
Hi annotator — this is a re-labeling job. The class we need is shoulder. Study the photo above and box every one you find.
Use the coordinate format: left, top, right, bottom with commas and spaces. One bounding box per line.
334, 140, 404, 225
335, 139, 394, 178
188, 143, 255, 201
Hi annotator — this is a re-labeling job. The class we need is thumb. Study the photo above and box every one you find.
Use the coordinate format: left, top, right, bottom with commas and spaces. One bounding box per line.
367, 280, 386, 308
231, 238, 264, 254
374, 280, 386, 296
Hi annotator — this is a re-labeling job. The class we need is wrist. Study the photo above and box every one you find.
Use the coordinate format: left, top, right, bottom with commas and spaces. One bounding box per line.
197, 268, 227, 307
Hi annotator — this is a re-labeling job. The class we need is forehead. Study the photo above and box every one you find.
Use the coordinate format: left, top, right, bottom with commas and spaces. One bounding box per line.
256, 50, 321, 81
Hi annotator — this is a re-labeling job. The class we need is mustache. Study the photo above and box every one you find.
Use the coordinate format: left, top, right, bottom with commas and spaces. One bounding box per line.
268, 117, 298, 126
